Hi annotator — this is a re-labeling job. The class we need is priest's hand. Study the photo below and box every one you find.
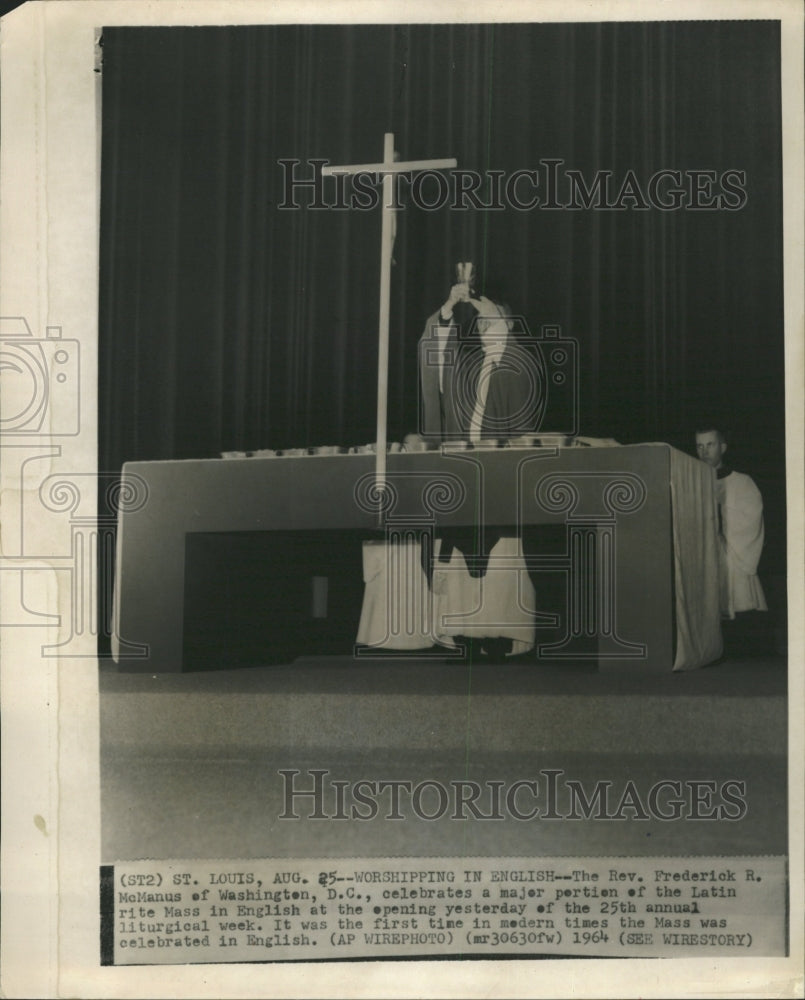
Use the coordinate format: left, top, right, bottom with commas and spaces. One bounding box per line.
440, 282, 472, 320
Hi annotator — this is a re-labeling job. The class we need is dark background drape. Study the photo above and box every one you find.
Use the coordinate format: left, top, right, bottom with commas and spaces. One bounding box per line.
99, 21, 785, 578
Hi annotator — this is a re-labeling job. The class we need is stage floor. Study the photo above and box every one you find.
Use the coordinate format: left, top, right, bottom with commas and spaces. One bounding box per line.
99, 654, 787, 864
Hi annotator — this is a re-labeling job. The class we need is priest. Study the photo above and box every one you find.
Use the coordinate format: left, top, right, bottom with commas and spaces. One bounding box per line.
418, 269, 541, 443
418, 269, 543, 660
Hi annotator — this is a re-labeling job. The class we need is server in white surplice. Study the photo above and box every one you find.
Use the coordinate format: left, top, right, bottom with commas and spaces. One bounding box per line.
695, 425, 768, 656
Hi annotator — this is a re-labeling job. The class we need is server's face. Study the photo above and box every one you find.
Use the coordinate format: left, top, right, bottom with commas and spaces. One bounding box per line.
696, 431, 726, 469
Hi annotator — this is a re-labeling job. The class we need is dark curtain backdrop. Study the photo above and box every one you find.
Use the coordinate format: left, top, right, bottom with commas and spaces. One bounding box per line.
99, 22, 785, 571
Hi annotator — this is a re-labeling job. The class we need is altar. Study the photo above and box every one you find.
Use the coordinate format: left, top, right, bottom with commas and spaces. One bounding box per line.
112, 442, 722, 673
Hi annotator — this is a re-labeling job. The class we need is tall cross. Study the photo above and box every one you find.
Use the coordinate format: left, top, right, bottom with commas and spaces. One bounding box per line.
322, 134, 457, 498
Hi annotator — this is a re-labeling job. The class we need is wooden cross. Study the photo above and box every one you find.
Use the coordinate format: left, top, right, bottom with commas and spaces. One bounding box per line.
322, 134, 457, 497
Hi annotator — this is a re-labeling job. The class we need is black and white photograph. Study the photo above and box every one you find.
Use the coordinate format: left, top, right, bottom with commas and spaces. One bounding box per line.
1, 1, 803, 997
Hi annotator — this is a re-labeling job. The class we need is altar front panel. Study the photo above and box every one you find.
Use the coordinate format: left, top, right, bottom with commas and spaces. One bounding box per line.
113, 445, 687, 672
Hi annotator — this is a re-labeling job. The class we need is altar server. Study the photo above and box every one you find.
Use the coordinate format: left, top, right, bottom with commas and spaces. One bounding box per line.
695, 426, 767, 617
695, 426, 768, 657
